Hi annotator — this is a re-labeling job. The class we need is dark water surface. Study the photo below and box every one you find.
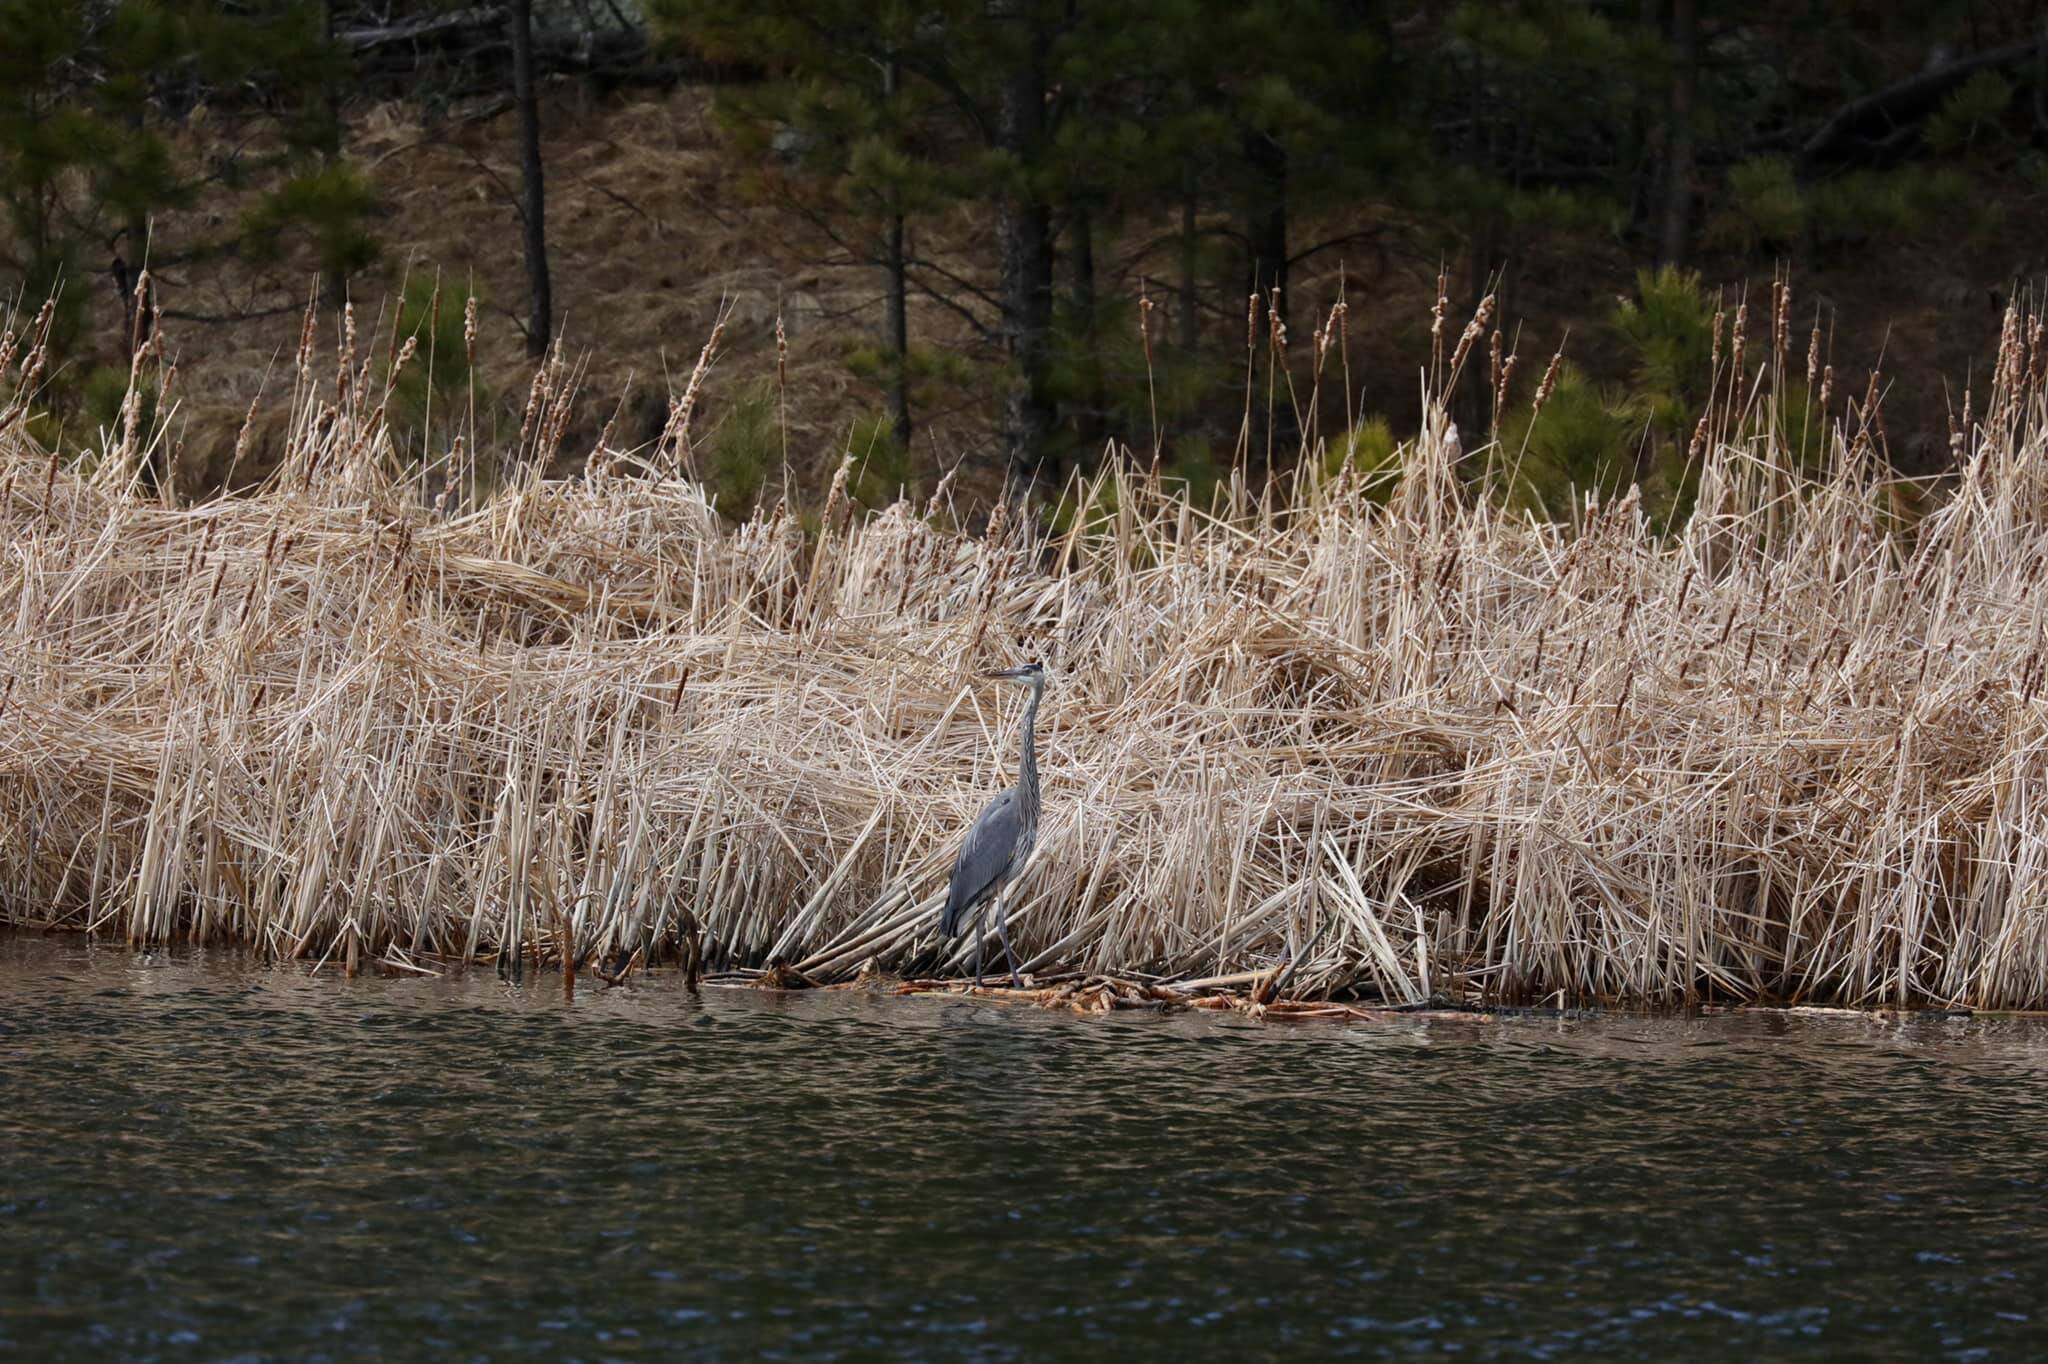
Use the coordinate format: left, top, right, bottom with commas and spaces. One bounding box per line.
4, 936, 2047, 1361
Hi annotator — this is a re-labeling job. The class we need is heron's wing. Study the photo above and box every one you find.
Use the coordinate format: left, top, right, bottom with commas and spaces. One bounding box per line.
940, 789, 1020, 937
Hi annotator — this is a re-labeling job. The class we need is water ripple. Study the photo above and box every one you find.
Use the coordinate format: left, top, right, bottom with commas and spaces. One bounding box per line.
4, 935, 2047, 1360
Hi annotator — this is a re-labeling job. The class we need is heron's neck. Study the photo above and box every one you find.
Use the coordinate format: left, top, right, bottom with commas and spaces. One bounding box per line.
1017, 682, 1042, 814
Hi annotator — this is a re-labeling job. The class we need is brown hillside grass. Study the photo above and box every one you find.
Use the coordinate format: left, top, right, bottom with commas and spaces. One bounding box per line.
6, 296, 2048, 1008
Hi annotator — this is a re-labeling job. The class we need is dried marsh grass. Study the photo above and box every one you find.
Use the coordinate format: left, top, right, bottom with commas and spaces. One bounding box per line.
8, 297, 2048, 1009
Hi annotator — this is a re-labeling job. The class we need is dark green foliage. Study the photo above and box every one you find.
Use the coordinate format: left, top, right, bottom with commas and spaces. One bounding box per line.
81, 363, 155, 439
846, 409, 914, 507
1324, 416, 1400, 503
1162, 434, 1224, 507
0, 0, 369, 411
7, 0, 2040, 515
1500, 362, 1644, 515
1611, 265, 1715, 432
385, 274, 477, 442
705, 378, 781, 516
1923, 71, 2014, 154
241, 163, 383, 284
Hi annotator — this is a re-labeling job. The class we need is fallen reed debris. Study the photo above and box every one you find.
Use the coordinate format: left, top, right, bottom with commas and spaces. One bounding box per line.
8, 297, 2048, 1010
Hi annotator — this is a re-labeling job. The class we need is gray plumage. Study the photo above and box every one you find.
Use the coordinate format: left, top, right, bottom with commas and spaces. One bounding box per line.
940, 662, 1045, 987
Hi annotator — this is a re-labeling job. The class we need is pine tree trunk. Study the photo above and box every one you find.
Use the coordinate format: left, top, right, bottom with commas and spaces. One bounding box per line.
1244, 128, 1288, 460
1071, 200, 1103, 450
1179, 165, 1200, 355
1244, 131, 1288, 308
882, 58, 912, 450
321, 0, 348, 312
884, 209, 912, 449
1658, 0, 1699, 267
994, 0, 1053, 490
510, 0, 552, 359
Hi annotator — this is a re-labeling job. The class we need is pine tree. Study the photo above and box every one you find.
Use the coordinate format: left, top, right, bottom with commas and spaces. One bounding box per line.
651, 0, 982, 463
0, 0, 372, 389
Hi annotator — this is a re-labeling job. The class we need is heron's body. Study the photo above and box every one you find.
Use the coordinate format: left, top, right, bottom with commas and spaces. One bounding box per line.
940, 663, 1044, 986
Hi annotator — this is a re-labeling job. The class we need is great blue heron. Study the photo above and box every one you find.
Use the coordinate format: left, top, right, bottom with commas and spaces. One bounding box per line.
940, 661, 1045, 988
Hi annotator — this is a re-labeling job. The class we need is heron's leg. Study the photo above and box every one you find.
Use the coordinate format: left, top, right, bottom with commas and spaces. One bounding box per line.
972, 904, 986, 989
995, 886, 1021, 988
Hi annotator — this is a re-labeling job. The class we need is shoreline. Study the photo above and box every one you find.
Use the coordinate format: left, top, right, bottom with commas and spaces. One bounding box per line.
9, 314, 2048, 1009
11, 926, 2039, 1024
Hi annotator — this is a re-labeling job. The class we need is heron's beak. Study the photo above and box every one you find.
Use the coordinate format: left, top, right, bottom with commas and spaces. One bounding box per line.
984, 665, 1033, 680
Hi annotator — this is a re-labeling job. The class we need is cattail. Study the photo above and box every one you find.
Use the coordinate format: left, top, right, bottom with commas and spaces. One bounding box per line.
1317, 299, 1341, 363
517, 349, 550, 461
1806, 319, 1821, 390
1267, 287, 1286, 352
1819, 363, 1834, 410
1711, 309, 1725, 371
1866, 370, 1891, 462
463, 296, 478, 370
1245, 292, 1261, 352
1771, 279, 1789, 369
1494, 349, 1519, 421
666, 315, 728, 469
1, 300, 57, 430
1429, 267, 1448, 350
1730, 302, 1747, 378
385, 291, 406, 371
1449, 293, 1493, 375
338, 301, 357, 408
127, 269, 152, 358
1532, 347, 1564, 418
924, 463, 956, 520
820, 453, 852, 531
389, 335, 419, 388
295, 297, 318, 379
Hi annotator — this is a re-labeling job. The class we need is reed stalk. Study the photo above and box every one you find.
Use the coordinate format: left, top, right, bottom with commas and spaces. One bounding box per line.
7, 302, 2048, 1009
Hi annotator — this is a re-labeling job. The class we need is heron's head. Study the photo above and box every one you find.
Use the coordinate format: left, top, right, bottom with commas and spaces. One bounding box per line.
984, 661, 1045, 689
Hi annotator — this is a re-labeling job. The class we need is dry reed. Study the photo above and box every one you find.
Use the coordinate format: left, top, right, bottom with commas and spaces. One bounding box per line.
7, 298, 2048, 1009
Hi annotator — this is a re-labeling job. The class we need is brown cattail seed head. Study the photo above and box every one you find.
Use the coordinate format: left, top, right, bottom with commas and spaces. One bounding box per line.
1450, 294, 1494, 374
1532, 348, 1564, 417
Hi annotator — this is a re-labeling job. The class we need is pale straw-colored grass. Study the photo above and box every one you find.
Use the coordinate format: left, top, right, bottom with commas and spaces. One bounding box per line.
6, 296, 2048, 1008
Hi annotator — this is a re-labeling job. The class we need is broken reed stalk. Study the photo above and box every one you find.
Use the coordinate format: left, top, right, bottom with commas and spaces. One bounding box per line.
10, 302, 2048, 1010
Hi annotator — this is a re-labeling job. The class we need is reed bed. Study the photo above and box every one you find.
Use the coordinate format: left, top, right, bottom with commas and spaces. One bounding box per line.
8, 299, 2048, 1008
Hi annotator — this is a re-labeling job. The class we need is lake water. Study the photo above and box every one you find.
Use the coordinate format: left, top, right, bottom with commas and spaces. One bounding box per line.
3, 934, 2046, 1360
